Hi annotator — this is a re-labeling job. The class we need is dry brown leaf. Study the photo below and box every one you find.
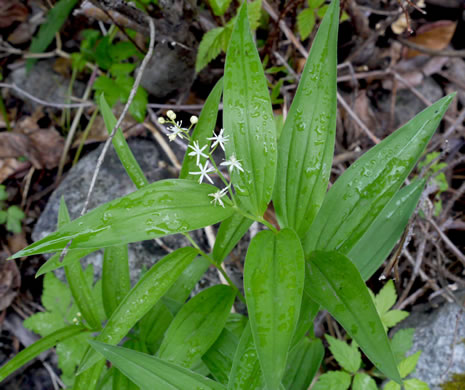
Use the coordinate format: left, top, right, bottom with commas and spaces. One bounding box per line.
406, 21, 457, 58
7, 233, 28, 254
0, 158, 27, 183
0, 258, 20, 311
0, 0, 28, 29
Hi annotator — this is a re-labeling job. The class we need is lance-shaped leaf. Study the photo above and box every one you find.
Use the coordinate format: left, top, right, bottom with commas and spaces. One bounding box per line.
244, 228, 305, 390
223, 2, 277, 217
11, 179, 234, 259
89, 341, 226, 390
35, 248, 95, 277
158, 285, 236, 367
305, 251, 402, 383
59, 197, 102, 330
180, 78, 223, 179
78, 247, 197, 373
163, 256, 210, 313
228, 323, 264, 390
283, 337, 324, 390
303, 94, 454, 256
213, 213, 253, 264
273, 0, 339, 237
73, 358, 106, 390
203, 328, 238, 384
100, 94, 148, 189
102, 244, 131, 318
348, 179, 425, 281
0, 325, 87, 382
139, 302, 173, 355
291, 294, 320, 347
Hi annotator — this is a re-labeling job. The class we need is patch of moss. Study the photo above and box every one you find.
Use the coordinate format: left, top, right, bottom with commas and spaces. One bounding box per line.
440, 373, 465, 390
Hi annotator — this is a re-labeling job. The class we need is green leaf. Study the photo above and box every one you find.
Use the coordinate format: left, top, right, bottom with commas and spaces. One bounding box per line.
139, 302, 173, 355
248, 0, 263, 31
164, 256, 210, 310
128, 85, 148, 123
109, 41, 140, 62
0, 210, 6, 224
78, 247, 197, 373
102, 244, 131, 318
109, 63, 136, 77
224, 2, 277, 217
283, 337, 324, 390
309, 0, 326, 8
352, 373, 377, 390
11, 179, 234, 259
305, 251, 402, 383
158, 285, 235, 367
196, 27, 226, 72
274, 0, 339, 237
57, 333, 92, 386
94, 76, 120, 107
203, 329, 238, 384
348, 179, 425, 281
0, 325, 87, 382
180, 78, 223, 180
225, 313, 248, 339
297, 8, 315, 40
375, 280, 397, 315
244, 228, 305, 389
73, 359, 106, 390
6, 206, 24, 233
384, 381, 401, 390
59, 197, 102, 330
212, 213, 253, 264
41, 272, 72, 318
100, 94, 149, 189
291, 294, 320, 347
35, 248, 95, 276
317, 4, 329, 18
304, 94, 454, 256
208, 0, 233, 16
399, 351, 421, 378
391, 328, 415, 362
382, 310, 409, 329
27, 0, 78, 70
313, 371, 351, 390
0, 185, 7, 201
403, 378, 430, 390
228, 323, 264, 390
325, 335, 361, 373
89, 341, 226, 390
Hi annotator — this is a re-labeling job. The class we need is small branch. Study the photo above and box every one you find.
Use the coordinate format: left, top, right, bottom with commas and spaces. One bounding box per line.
81, 16, 155, 216
0, 82, 94, 109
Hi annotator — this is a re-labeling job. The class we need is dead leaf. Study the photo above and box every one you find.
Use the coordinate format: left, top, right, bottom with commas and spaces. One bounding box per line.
0, 158, 27, 183
406, 21, 457, 58
7, 233, 28, 254
0, 115, 64, 177
0, 0, 28, 29
0, 258, 20, 311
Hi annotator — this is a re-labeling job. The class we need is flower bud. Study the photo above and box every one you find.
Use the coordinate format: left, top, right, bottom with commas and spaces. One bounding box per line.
158, 117, 166, 124
190, 115, 198, 124
167, 110, 176, 120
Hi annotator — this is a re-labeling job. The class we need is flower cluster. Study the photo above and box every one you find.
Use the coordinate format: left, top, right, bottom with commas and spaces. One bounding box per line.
158, 110, 245, 207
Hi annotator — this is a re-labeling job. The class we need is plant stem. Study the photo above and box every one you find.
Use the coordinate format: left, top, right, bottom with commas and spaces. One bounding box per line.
183, 232, 246, 304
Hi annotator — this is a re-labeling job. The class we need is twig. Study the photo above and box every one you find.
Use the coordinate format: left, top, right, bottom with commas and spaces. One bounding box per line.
147, 103, 223, 111
397, 38, 465, 58
143, 121, 181, 170
430, 107, 465, 151
81, 17, 155, 216
427, 216, 465, 266
337, 92, 381, 144
0, 82, 94, 109
57, 69, 98, 182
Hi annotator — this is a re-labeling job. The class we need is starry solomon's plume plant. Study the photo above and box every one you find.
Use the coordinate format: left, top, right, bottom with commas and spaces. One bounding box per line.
0, 1, 454, 389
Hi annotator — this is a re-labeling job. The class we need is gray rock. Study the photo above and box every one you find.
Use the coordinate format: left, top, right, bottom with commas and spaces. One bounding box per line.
7, 60, 85, 112
32, 138, 205, 284
395, 291, 465, 389
378, 77, 443, 129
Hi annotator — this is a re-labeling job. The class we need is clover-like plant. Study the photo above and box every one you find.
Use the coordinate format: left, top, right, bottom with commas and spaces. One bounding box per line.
0, 1, 453, 389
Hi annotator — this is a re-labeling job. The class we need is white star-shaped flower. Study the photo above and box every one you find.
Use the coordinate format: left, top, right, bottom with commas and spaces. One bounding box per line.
208, 187, 229, 207
207, 128, 229, 151
188, 141, 209, 166
220, 154, 244, 173
167, 125, 184, 142
189, 162, 215, 184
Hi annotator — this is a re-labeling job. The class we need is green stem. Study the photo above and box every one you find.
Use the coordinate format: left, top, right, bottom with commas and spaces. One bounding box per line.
257, 217, 278, 234
0, 94, 11, 131
73, 108, 100, 165
183, 232, 246, 304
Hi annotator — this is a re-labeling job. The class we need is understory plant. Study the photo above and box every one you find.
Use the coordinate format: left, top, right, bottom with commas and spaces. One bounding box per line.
0, 0, 453, 389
